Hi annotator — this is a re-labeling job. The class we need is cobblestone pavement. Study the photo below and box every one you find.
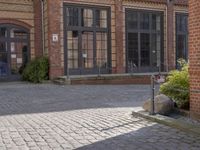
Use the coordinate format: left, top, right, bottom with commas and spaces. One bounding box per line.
0, 83, 199, 150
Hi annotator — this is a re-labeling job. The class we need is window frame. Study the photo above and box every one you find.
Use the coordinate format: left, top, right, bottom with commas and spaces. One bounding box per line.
175, 12, 188, 68
63, 3, 111, 75
125, 9, 164, 73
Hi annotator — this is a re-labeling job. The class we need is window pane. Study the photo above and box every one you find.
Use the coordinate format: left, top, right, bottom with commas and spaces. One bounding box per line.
67, 31, 79, 69
96, 10, 107, 28
127, 12, 138, 30
128, 33, 138, 67
176, 13, 188, 67
151, 34, 161, 67
0, 27, 7, 38
140, 13, 150, 30
10, 42, 28, 75
140, 33, 150, 66
66, 7, 79, 26
0, 53, 8, 76
0, 42, 7, 52
82, 9, 93, 27
152, 14, 161, 31
96, 32, 107, 68
177, 15, 188, 32
177, 35, 187, 60
82, 32, 94, 68
10, 28, 28, 39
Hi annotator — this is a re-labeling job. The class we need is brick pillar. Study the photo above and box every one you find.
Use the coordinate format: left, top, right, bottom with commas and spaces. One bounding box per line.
47, 0, 63, 79
115, 0, 125, 73
33, 0, 43, 57
167, 0, 175, 71
189, 0, 200, 120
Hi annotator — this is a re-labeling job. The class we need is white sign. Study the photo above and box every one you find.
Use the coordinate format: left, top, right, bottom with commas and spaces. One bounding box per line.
52, 34, 58, 42
83, 54, 87, 58
11, 54, 16, 59
17, 58, 22, 64
11, 43, 15, 52
156, 75, 165, 83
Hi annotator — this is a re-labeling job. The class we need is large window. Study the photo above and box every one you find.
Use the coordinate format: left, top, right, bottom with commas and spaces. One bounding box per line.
126, 10, 164, 73
64, 5, 110, 75
176, 13, 188, 68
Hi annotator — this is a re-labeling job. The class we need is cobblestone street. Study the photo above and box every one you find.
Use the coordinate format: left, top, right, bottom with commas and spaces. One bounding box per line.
0, 83, 199, 150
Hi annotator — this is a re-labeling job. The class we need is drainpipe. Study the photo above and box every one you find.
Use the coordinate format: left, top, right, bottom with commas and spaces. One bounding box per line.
41, 0, 45, 55
165, 0, 169, 72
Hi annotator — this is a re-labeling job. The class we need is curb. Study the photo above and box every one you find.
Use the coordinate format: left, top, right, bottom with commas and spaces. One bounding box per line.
132, 109, 200, 136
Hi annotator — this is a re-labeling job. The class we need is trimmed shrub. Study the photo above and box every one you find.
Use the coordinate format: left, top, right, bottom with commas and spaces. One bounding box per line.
160, 60, 189, 109
22, 57, 49, 83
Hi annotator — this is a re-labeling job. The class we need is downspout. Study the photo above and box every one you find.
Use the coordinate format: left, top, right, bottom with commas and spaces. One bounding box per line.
41, 0, 45, 55
166, 0, 169, 72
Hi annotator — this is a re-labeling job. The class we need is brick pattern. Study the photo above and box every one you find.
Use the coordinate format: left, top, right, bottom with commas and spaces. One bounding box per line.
189, 0, 200, 120
71, 75, 152, 85
167, 0, 175, 71
33, 0, 43, 57
35, 0, 187, 79
115, 0, 125, 73
0, 83, 200, 150
46, 0, 63, 79
0, 0, 35, 59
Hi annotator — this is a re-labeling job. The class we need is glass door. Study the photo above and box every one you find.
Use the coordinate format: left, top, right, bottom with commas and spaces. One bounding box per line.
126, 10, 164, 73
64, 5, 110, 75
0, 27, 8, 76
0, 41, 8, 76
0, 24, 29, 79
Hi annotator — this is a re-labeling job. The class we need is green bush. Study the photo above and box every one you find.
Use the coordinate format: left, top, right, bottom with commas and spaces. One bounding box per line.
22, 57, 49, 83
160, 60, 189, 109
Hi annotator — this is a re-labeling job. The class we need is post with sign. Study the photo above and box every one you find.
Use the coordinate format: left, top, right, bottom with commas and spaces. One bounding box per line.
150, 75, 155, 115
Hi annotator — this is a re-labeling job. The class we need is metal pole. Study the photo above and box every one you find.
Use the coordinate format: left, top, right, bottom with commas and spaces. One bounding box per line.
150, 75, 155, 115
67, 64, 70, 79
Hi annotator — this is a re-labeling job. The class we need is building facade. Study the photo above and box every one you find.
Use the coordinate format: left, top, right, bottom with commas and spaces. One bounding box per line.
189, 0, 200, 120
0, 0, 188, 80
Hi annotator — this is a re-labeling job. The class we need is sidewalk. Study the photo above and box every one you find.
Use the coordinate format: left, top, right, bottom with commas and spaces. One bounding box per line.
132, 107, 200, 136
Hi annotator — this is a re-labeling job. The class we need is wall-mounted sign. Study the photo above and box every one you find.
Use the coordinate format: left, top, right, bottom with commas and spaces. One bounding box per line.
11, 54, 16, 59
82, 53, 87, 58
52, 34, 58, 42
17, 58, 22, 64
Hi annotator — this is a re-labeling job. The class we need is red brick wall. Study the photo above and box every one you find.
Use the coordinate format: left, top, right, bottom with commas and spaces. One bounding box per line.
115, 0, 125, 73
189, 0, 200, 120
167, 0, 175, 70
46, 0, 63, 79
45, 0, 188, 79
33, 0, 43, 57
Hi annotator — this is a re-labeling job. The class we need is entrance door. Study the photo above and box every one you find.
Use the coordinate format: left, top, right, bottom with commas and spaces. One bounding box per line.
0, 24, 29, 79
126, 10, 164, 73
64, 5, 111, 75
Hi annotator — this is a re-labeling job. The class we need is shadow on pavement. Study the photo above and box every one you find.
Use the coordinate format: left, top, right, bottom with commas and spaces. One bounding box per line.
75, 123, 199, 150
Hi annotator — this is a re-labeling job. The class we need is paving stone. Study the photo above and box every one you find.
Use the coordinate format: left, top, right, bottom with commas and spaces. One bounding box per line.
0, 83, 199, 150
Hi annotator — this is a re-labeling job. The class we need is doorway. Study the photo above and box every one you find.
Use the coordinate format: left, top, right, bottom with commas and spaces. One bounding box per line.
0, 24, 29, 80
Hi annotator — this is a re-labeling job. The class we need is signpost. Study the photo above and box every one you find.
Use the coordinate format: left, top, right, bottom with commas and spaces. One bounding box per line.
150, 74, 166, 115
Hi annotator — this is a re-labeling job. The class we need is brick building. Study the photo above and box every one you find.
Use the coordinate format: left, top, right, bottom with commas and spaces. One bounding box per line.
189, 0, 200, 120
0, 0, 188, 80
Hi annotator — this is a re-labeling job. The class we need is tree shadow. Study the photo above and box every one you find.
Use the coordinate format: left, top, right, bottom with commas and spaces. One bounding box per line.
75, 123, 200, 150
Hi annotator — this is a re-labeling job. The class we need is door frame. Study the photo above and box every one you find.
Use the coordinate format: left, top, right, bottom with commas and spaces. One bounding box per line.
63, 3, 111, 76
0, 24, 30, 80
125, 9, 164, 73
